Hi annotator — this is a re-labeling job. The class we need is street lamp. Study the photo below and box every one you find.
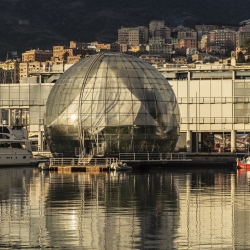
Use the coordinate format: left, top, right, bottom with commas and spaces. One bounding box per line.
222, 128, 224, 153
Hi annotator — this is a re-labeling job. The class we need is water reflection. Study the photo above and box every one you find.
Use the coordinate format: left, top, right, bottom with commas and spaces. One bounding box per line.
0, 167, 249, 249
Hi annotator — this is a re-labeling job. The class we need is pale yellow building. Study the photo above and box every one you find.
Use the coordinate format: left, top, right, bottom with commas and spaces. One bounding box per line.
19, 62, 45, 83
95, 43, 110, 52
0, 60, 19, 83
53, 44, 89, 62
139, 54, 165, 64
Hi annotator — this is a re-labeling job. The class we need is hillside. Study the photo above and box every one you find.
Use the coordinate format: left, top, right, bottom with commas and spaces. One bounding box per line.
0, 0, 250, 60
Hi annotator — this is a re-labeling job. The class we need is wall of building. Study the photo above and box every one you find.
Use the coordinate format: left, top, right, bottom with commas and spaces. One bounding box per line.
159, 66, 250, 152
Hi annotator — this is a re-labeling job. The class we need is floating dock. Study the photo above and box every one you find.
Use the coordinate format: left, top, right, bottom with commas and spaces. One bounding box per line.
38, 152, 238, 172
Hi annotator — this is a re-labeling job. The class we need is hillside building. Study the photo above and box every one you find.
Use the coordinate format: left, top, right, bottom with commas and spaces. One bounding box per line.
22, 49, 52, 62
149, 20, 165, 37
236, 24, 250, 47
179, 38, 197, 50
195, 24, 219, 40
207, 29, 236, 55
0, 60, 19, 83
118, 26, 148, 46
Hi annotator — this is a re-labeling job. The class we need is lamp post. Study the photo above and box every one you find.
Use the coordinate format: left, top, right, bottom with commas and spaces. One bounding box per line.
196, 92, 198, 153
96, 127, 99, 154
222, 128, 224, 153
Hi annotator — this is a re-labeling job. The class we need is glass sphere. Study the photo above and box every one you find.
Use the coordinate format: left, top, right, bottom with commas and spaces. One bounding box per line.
44, 52, 180, 157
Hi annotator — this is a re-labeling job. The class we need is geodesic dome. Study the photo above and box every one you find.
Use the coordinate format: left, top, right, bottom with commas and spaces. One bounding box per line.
44, 52, 180, 157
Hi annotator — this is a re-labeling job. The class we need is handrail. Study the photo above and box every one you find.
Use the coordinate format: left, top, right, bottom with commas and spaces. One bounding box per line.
119, 153, 186, 161
49, 157, 118, 167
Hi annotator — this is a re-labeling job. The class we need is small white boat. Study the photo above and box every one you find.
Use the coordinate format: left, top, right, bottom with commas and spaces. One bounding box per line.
38, 161, 50, 170
0, 125, 38, 166
110, 162, 132, 171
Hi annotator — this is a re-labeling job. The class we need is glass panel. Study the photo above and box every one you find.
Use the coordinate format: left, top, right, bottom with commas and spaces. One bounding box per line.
9, 86, 19, 100
0, 109, 9, 125
0, 86, 9, 99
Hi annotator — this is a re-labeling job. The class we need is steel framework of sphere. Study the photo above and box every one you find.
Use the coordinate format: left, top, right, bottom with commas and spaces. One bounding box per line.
44, 52, 180, 157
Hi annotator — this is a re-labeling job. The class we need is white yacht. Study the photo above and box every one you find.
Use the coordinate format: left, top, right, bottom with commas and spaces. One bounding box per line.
0, 125, 38, 166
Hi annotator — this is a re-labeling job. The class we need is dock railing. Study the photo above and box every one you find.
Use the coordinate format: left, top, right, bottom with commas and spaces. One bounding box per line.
48, 153, 187, 167
49, 157, 118, 167
119, 152, 187, 161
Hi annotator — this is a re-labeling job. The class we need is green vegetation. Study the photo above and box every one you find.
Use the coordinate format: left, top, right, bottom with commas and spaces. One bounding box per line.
242, 38, 250, 55
237, 51, 245, 63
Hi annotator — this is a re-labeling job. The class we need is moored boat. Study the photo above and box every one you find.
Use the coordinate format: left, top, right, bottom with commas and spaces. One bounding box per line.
237, 155, 250, 169
109, 162, 132, 171
0, 125, 38, 166
38, 161, 50, 170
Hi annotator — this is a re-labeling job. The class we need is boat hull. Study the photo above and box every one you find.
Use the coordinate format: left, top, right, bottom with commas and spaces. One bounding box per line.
0, 125, 38, 167
237, 161, 250, 169
0, 150, 38, 166
109, 162, 132, 171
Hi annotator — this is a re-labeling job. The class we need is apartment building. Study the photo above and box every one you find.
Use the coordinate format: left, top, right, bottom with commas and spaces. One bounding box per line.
52, 45, 69, 61
148, 43, 172, 59
192, 53, 210, 62
129, 26, 148, 46
148, 37, 165, 45
171, 56, 187, 64
207, 45, 226, 55
94, 43, 111, 52
130, 53, 165, 64
118, 27, 130, 44
0, 60, 19, 83
179, 38, 197, 50
195, 24, 219, 40
22, 49, 52, 62
149, 20, 165, 37
208, 29, 236, 54
236, 24, 250, 47
53, 45, 88, 62
171, 26, 197, 40
19, 62, 41, 83
120, 44, 128, 52
200, 34, 208, 52
110, 43, 120, 52
69, 41, 89, 49
118, 26, 148, 46
154, 27, 171, 40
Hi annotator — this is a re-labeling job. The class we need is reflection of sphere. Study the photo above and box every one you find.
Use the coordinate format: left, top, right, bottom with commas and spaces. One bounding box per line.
44, 53, 180, 156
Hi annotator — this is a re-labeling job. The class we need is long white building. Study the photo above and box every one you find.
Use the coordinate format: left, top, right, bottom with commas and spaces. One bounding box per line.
158, 64, 250, 153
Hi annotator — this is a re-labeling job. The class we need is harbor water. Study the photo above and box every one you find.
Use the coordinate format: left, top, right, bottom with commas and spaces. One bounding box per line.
0, 166, 249, 249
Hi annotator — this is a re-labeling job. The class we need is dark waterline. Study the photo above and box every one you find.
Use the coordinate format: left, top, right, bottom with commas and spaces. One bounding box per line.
0, 166, 249, 249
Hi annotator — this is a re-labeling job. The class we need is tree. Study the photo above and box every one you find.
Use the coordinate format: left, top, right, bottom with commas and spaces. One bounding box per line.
62, 51, 69, 62
242, 38, 250, 54
237, 51, 245, 63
